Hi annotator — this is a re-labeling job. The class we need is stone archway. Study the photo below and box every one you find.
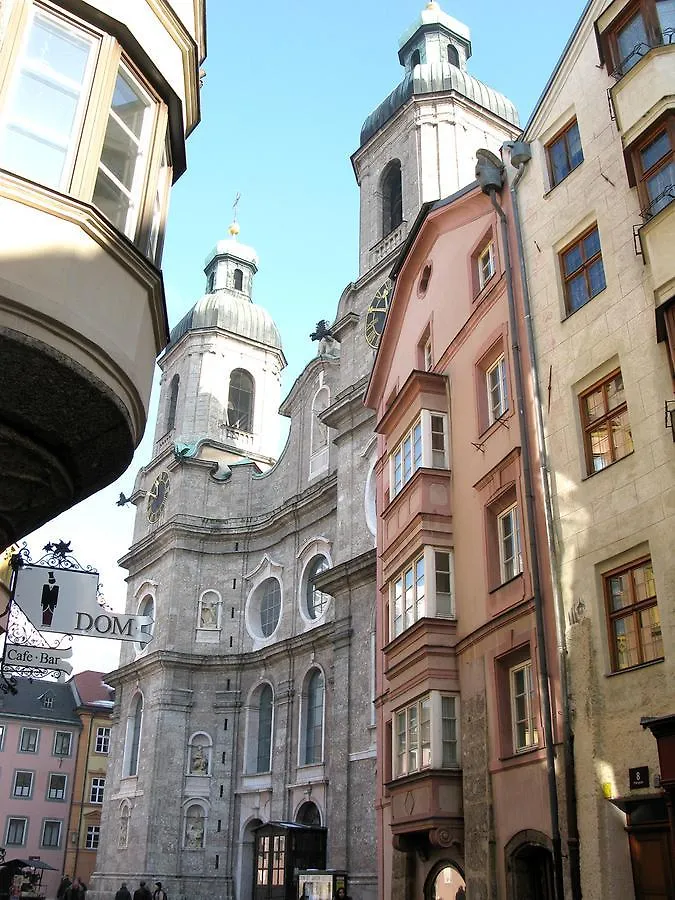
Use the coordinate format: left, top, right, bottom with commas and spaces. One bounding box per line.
239, 817, 263, 900
505, 830, 554, 900
424, 861, 466, 900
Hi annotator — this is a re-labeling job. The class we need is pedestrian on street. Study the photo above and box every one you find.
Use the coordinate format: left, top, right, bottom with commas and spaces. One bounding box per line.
57, 876, 72, 900
152, 882, 167, 900
65, 877, 86, 900
133, 881, 152, 900
115, 884, 132, 900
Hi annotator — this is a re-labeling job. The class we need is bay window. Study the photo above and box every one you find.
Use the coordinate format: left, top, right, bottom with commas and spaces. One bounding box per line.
390, 548, 454, 638
390, 411, 449, 497
0, 2, 170, 259
604, 0, 675, 77
394, 692, 459, 777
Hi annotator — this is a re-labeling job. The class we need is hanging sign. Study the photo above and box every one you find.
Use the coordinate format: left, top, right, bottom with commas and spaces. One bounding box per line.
12, 564, 154, 644
4, 643, 73, 675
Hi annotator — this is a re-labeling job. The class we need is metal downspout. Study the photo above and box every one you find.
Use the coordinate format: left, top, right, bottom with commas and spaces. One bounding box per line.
509, 163, 582, 900
488, 187, 565, 900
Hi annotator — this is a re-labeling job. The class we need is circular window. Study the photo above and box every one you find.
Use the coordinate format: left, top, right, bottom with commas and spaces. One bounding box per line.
258, 578, 281, 637
306, 556, 330, 619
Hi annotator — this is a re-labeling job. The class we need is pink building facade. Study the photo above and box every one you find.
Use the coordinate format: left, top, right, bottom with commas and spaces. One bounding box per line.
0, 680, 81, 898
365, 167, 568, 899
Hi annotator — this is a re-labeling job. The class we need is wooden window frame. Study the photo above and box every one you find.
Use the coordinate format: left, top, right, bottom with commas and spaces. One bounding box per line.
6, 817, 28, 846
47, 773, 67, 800
389, 547, 454, 639
579, 368, 633, 475
497, 503, 522, 584
477, 240, 495, 289
86, 825, 100, 849
19, 726, 39, 752
545, 119, 584, 188
631, 115, 675, 219
41, 819, 62, 848
560, 224, 606, 315
603, 0, 673, 77
89, 776, 105, 804
13, 770, 34, 798
486, 353, 508, 424
603, 556, 663, 672
53, 730, 72, 756
0, 1, 171, 258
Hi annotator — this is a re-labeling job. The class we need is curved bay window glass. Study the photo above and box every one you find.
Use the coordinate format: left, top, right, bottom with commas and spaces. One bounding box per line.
0, 5, 171, 257
260, 579, 281, 637
227, 368, 255, 432
303, 669, 324, 765
381, 160, 403, 236
125, 694, 143, 776
256, 684, 273, 772
306, 555, 330, 619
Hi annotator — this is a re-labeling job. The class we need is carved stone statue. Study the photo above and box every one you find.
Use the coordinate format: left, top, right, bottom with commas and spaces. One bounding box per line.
190, 743, 209, 774
185, 811, 205, 848
310, 320, 340, 359
199, 596, 218, 628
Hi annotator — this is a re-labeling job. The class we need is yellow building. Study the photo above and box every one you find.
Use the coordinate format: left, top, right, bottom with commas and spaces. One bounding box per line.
65, 672, 115, 886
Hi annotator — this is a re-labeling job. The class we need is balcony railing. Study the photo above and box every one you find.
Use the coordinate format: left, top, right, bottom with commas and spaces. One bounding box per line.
611, 28, 674, 80
370, 220, 408, 264
641, 184, 675, 223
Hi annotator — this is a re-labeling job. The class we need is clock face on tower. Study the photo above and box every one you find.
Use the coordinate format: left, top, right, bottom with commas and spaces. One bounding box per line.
364, 280, 392, 349
146, 471, 170, 523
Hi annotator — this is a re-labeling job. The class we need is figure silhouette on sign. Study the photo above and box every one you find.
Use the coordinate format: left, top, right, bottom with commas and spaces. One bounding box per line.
41, 571, 60, 626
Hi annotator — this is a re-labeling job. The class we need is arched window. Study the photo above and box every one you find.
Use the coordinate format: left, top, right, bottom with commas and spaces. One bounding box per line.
305, 556, 330, 619
184, 803, 206, 849
410, 49, 421, 68
188, 732, 212, 775
303, 669, 324, 765
233, 268, 244, 291
207, 270, 215, 292
260, 579, 281, 637
381, 160, 402, 237
256, 684, 273, 773
136, 595, 154, 654
166, 373, 179, 432
311, 387, 329, 454
124, 693, 143, 776
227, 368, 255, 433
424, 863, 466, 900
296, 801, 321, 826
447, 44, 459, 66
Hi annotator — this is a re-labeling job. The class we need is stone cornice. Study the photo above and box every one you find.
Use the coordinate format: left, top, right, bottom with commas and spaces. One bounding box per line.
322, 377, 373, 435
315, 548, 376, 595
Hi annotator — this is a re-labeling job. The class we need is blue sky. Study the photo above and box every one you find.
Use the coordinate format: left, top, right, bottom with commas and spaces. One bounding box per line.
23, 0, 588, 674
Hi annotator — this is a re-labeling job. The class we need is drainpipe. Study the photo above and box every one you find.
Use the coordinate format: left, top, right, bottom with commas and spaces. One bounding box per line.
508, 145, 582, 900
474, 150, 564, 900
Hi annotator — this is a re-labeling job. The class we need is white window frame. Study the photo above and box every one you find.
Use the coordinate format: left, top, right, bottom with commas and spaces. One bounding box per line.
6, 817, 27, 846
486, 354, 508, 424
86, 825, 100, 849
390, 411, 449, 498
0, 5, 100, 192
47, 773, 67, 801
90, 776, 105, 804
394, 692, 460, 778
424, 337, 433, 371
0, 723, 4, 749
93, 62, 157, 239
478, 241, 496, 289
390, 548, 455, 638
41, 819, 62, 848
498, 504, 522, 583
53, 730, 72, 756
20, 727, 39, 752
95, 726, 111, 754
13, 770, 34, 798
510, 661, 538, 753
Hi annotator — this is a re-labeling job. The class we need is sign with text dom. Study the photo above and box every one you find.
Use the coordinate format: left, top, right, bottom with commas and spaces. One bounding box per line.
13, 564, 154, 643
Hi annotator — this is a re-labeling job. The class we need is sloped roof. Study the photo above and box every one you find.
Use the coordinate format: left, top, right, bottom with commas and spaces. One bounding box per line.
0, 677, 81, 726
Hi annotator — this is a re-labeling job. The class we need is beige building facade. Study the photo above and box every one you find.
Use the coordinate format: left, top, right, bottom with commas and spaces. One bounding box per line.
0, 0, 205, 547
510, 0, 675, 896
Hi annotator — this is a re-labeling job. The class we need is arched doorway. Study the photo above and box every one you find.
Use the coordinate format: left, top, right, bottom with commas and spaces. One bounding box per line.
425, 862, 466, 900
296, 800, 321, 826
506, 831, 554, 900
240, 817, 262, 900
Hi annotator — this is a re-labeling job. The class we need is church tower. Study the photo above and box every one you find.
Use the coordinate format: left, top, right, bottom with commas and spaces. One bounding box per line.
153, 224, 286, 470
353, 0, 520, 277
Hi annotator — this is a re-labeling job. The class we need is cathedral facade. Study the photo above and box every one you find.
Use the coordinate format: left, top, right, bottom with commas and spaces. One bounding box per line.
92, 5, 519, 900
